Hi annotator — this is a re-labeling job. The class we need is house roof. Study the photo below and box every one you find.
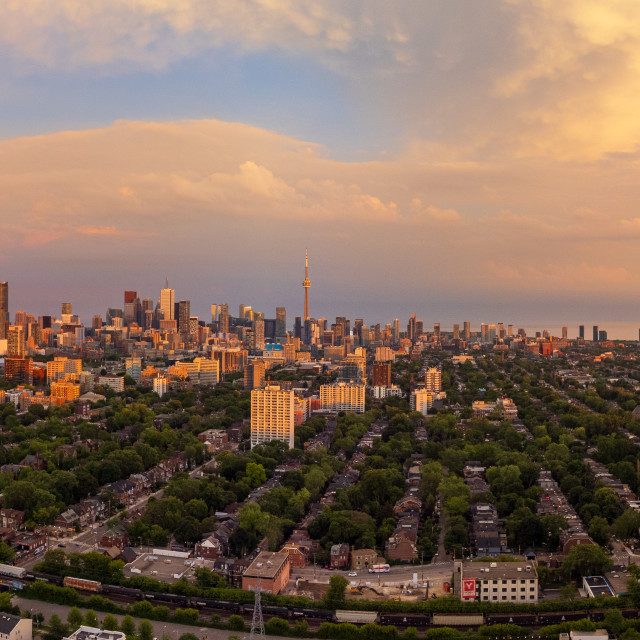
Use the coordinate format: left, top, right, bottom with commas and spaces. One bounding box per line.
0, 614, 23, 635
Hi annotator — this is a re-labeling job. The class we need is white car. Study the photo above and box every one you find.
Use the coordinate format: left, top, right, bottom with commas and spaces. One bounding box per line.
348, 572, 357, 577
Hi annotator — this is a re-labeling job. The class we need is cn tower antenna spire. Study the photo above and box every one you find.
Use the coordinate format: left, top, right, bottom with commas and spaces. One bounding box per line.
302, 249, 311, 321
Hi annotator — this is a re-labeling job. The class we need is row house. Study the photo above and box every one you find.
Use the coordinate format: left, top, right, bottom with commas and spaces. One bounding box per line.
279, 528, 317, 569
385, 460, 423, 563
537, 470, 593, 555
0, 509, 24, 532
20, 454, 46, 470
101, 524, 129, 549
330, 543, 350, 569
463, 462, 508, 557
53, 509, 80, 533
68, 497, 107, 526
197, 429, 230, 453
471, 503, 508, 557
194, 534, 224, 560
584, 458, 638, 507
104, 477, 146, 506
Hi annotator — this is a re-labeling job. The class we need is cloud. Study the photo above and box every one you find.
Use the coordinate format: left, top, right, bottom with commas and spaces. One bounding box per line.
4, 2, 640, 163
0, 117, 639, 312
74, 225, 155, 237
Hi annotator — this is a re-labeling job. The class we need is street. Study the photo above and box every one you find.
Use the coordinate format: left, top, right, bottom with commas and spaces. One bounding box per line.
14, 596, 288, 640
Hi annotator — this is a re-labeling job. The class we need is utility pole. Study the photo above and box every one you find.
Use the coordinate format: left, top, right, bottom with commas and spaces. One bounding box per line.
249, 578, 265, 640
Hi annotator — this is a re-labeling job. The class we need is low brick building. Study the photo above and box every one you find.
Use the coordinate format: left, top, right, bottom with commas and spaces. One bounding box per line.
242, 551, 290, 595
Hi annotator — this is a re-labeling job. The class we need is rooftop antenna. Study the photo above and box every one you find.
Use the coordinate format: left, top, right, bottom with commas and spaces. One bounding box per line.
165, 277, 169, 289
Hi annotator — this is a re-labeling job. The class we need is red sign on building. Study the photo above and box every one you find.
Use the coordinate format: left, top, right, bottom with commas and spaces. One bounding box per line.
462, 578, 476, 599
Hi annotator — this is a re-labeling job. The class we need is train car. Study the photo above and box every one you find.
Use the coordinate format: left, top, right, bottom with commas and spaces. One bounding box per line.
335, 610, 380, 624
589, 610, 607, 622
537, 611, 589, 625
101, 584, 143, 600
63, 576, 102, 592
379, 613, 431, 627
28, 572, 64, 586
263, 606, 290, 618
0, 564, 26, 580
290, 609, 335, 622
148, 592, 189, 606
432, 614, 483, 627
201, 600, 242, 613
485, 613, 538, 626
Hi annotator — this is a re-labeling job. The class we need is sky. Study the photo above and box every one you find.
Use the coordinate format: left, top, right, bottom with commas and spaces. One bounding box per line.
2, 1, 640, 336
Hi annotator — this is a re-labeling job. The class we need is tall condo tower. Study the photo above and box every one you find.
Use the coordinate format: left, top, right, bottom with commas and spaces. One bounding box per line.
302, 249, 311, 321
159, 278, 175, 321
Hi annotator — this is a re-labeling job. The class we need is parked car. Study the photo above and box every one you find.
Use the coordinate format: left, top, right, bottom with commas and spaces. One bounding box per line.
348, 572, 357, 577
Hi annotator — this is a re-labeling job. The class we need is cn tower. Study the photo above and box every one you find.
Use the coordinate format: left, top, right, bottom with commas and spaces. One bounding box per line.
302, 249, 311, 320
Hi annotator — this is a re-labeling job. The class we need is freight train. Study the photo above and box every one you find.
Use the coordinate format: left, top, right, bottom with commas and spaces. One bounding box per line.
3, 565, 637, 628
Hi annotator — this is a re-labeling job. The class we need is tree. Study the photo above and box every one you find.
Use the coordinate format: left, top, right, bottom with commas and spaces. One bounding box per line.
83, 610, 98, 627
323, 574, 348, 609
102, 615, 119, 631
245, 462, 267, 489
265, 617, 290, 635
588, 516, 611, 547
560, 544, 613, 580
613, 509, 640, 540
603, 609, 625, 636
138, 620, 154, 640
45, 615, 69, 640
121, 615, 136, 639
67, 607, 83, 631
227, 615, 245, 631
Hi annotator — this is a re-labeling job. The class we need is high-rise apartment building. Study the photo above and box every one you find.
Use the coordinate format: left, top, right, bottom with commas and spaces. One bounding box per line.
411, 389, 434, 415
464, 321, 471, 340
453, 324, 460, 340
211, 304, 218, 323
562, 326, 568, 339
61, 302, 72, 316
244, 359, 266, 390
177, 300, 190, 335
579, 325, 585, 340
218, 303, 229, 334
320, 382, 365, 413
593, 325, 599, 342
7, 326, 25, 357
275, 307, 286, 337
373, 362, 392, 387
0, 281, 7, 340
433, 323, 441, 340
425, 366, 442, 392
159, 287, 175, 321
253, 318, 265, 350
250, 385, 295, 449
47, 357, 82, 383
124, 291, 137, 304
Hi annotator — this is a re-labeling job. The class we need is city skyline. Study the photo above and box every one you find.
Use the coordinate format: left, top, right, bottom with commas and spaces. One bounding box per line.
2, 3, 640, 325
0, 275, 638, 341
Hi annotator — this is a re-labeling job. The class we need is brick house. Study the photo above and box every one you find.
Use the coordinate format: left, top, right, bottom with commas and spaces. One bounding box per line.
351, 548, 378, 571
330, 543, 350, 569
0, 509, 24, 531
279, 544, 308, 568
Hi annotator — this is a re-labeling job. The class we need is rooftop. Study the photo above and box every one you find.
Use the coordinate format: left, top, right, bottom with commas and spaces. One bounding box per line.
244, 551, 288, 579
64, 627, 126, 640
461, 561, 537, 580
